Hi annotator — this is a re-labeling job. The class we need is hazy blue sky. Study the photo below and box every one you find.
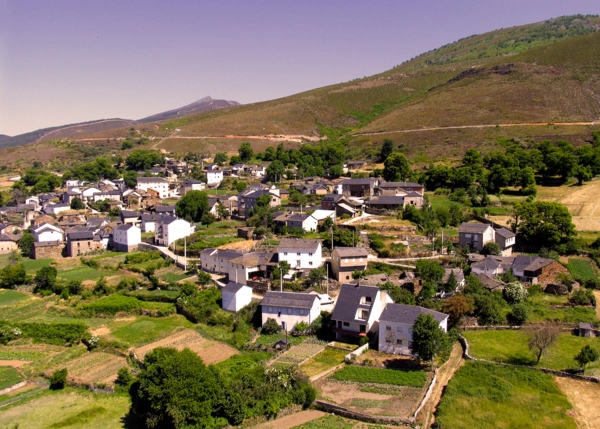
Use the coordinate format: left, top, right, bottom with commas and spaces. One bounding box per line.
2, 0, 600, 135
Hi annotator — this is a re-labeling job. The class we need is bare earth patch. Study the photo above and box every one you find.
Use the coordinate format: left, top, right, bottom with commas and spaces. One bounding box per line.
250, 410, 326, 429
44, 352, 127, 385
219, 240, 257, 251
0, 360, 31, 368
555, 376, 600, 429
134, 329, 238, 365
89, 325, 111, 336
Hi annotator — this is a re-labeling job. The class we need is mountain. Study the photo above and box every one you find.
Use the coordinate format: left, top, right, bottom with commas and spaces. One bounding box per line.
0, 97, 240, 150
137, 96, 240, 123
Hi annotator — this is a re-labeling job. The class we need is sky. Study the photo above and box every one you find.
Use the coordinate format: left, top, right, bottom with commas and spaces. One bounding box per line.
2, 0, 600, 136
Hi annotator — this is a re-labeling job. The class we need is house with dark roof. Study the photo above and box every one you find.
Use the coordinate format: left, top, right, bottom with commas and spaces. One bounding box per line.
154, 205, 175, 215
112, 224, 141, 252
475, 273, 506, 292
32, 223, 64, 243
495, 228, 516, 256
155, 217, 193, 246
227, 252, 277, 285
378, 304, 448, 355
137, 177, 169, 198
286, 213, 318, 232
242, 189, 281, 217
458, 222, 495, 252
331, 247, 370, 282
180, 179, 205, 196
66, 231, 104, 256
120, 210, 141, 226
336, 178, 380, 198
277, 238, 322, 270
344, 161, 367, 171
331, 283, 393, 339
200, 248, 245, 274
367, 196, 406, 210
222, 281, 253, 313
261, 291, 321, 332
0, 234, 19, 254
442, 268, 465, 290
377, 181, 425, 196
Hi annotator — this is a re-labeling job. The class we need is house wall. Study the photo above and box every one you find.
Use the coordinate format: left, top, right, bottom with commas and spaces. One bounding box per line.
378, 317, 448, 355
206, 171, 223, 185
155, 220, 191, 246
33, 243, 64, 259
227, 263, 259, 285
113, 227, 141, 252
471, 265, 502, 277
261, 300, 320, 332
459, 227, 494, 251
222, 287, 252, 312
137, 182, 169, 199
0, 241, 17, 254
278, 243, 322, 269
67, 240, 103, 257
331, 251, 368, 282
36, 230, 63, 243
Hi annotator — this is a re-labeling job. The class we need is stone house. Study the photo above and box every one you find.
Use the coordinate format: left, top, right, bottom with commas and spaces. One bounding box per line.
331, 247, 369, 283
0, 234, 18, 254
33, 241, 64, 259
336, 178, 380, 198
66, 231, 104, 257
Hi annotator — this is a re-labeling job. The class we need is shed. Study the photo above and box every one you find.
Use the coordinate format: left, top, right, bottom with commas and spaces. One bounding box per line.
221, 281, 253, 313
579, 322, 594, 337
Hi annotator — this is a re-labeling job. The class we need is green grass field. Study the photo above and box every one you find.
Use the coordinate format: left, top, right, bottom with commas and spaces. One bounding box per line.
330, 366, 427, 387
0, 388, 129, 429
463, 330, 600, 372
108, 315, 194, 347
526, 293, 597, 323
436, 361, 576, 429
567, 259, 598, 283
58, 266, 114, 282
292, 415, 356, 429
21, 258, 53, 272
0, 289, 30, 307
0, 366, 24, 390
300, 347, 347, 378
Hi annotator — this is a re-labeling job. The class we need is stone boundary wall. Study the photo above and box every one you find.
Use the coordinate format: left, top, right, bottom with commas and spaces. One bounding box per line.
459, 335, 600, 384
412, 369, 438, 421
0, 380, 27, 396
345, 343, 369, 363
315, 400, 414, 426
461, 324, 577, 332
309, 363, 346, 382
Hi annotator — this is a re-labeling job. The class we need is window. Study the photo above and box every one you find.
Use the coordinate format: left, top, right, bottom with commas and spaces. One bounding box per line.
386, 326, 391, 331
359, 258, 363, 262
386, 338, 392, 343
297, 252, 301, 256
309, 252, 313, 256
365, 296, 372, 303
397, 326, 403, 332
344, 258, 348, 263
396, 339, 403, 345
352, 258, 355, 262
300, 310, 305, 315
360, 310, 369, 319
284, 252, 288, 256
346, 275, 350, 280
309, 262, 313, 266
287, 308, 293, 314
343, 322, 350, 327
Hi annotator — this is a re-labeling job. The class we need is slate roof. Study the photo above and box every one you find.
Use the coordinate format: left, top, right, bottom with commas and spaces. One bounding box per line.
33, 240, 61, 247
155, 206, 175, 213
378, 181, 423, 189
67, 231, 95, 240
369, 196, 405, 206
341, 178, 378, 186
199, 248, 245, 260
261, 291, 317, 310
116, 224, 134, 231
579, 322, 594, 330
334, 247, 370, 258
288, 213, 310, 222
512, 255, 554, 273
278, 238, 321, 251
496, 228, 516, 239
380, 303, 447, 325
156, 216, 179, 225
222, 281, 249, 294
121, 210, 140, 218
331, 283, 380, 323
137, 177, 167, 183
183, 179, 203, 185
442, 268, 465, 285
0, 234, 18, 242
458, 222, 492, 234
406, 191, 422, 198
322, 194, 344, 203
229, 252, 276, 267
475, 273, 505, 291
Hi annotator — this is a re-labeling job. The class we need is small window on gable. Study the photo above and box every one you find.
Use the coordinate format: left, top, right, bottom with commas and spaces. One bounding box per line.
365, 296, 372, 303
343, 322, 350, 327
386, 325, 391, 331
396, 339, 403, 345
344, 258, 349, 263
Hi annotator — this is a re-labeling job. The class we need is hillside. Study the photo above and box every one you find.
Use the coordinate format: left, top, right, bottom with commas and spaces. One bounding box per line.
137, 96, 240, 123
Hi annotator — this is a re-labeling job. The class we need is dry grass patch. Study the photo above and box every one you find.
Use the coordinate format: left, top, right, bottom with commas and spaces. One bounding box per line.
555, 376, 600, 429
44, 352, 126, 385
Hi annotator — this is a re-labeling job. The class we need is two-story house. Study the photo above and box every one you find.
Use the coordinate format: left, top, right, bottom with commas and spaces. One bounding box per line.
154, 217, 193, 246
200, 248, 245, 274
112, 224, 141, 252
32, 223, 64, 243
227, 252, 277, 285
277, 238, 322, 270
336, 178, 380, 198
286, 213, 318, 232
331, 283, 393, 339
495, 228, 516, 256
243, 189, 281, 217
206, 169, 224, 186
458, 222, 495, 252
377, 181, 424, 196
261, 291, 321, 332
179, 179, 205, 196
331, 247, 370, 282
378, 304, 448, 355
137, 177, 169, 199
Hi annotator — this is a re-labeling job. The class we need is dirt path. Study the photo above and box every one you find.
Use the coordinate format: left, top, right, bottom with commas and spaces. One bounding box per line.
555, 376, 600, 429
353, 120, 598, 137
250, 410, 326, 429
594, 291, 600, 320
418, 343, 464, 429
151, 133, 321, 149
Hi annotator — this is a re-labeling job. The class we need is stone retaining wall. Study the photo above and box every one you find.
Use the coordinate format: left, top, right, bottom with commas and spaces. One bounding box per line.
0, 380, 27, 396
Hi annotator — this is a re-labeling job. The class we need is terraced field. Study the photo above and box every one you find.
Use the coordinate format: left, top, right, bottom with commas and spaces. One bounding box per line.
270, 341, 326, 367
44, 352, 127, 385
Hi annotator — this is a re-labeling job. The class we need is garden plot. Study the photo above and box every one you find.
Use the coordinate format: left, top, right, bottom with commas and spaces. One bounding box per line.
134, 329, 238, 365
269, 342, 325, 367
44, 352, 127, 385
0, 344, 63, 366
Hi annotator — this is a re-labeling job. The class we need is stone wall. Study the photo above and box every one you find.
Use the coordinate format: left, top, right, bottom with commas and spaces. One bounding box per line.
33, 242, 65, 259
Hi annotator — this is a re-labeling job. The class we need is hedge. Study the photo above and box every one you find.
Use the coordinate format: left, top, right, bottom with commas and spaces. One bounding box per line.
0, 320, 86, 346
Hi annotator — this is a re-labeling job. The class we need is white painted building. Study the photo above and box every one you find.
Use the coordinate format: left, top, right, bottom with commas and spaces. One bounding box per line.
32, 223, 64, 243
200, 248, 245, 274
206, 170, 224, 186
44, 203, 71, 216
226, 252, 275, 285
112, 224, 141, 252
137, 177, 169, 199
154, 217, 193, 246
221, 281, 253, 313
378, 304, 448, 355
277, 238, 322, 270
179, 179, 206, 196
261, 291, 321, 332
81, 187, 102, 201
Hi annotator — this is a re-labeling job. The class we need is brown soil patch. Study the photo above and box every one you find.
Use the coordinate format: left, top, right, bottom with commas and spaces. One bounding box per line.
134, 329, 238, 365
250, 410, 326, 429
5, 382, 37, 396
594, 291, 600, 320
0, 360, 32, 368
114, 316, 136, 322
44, 352, 126, 385
219, 240, 257, 251
89, 325, 111, 336
82, 280, 96, 288
555, 376, 600, 429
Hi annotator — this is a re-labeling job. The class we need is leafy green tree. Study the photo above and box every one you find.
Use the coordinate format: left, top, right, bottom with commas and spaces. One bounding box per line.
216, 203, 230, 220
512, 201, 576, 247
379, 139, 394, 162
116, 367, 133, 388
50, 368, 68, 390
273, 261, 291, 281
238, 142, 254, 162
70, 197, 85, 210
123, 170, 138, 189
508, 303, 528, 325
410, 314, 447, 367
575, 345, 599, 370
34, 266, 58, 293
414, 260, 445, 284
329, 164, 344, 178
175, 190, 210, 222
201, 213, 217, 226
197, 270, 212, 285
235, 181, 247, 192
383, 152, 411, 182
129, 348, 220, 428
214, 152, 228, 166
574, 164, 593, 186
444, 271, 458, 293
481, 242, 500, 256
308, 266, 326, 286
266, 160, 285, 181
0, 263, 27, 289
262, 318, 281, 334
503, 281, 528, 304
18, 232, 35, 257
125, 149, 165, 171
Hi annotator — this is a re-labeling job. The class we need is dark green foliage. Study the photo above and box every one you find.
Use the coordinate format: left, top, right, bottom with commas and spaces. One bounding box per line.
175, 190, 210, 222
415, 259, 445, 284
125, 149, 165, 171
575, 345, 599, 369
115, 366, 133, 389
508, 303, 529, 325
18, 232, 35, 257
569, 288, 596, 306
81, 295, 142, 315
410, 313, 447, 364
93, 277, 111, 296
50, 368, 67, 390
379, 139, 394, 162
177, 287, 229, 325
379, 282, 415, 305
0, 320, 86, 346
383, 152, 411, 182
512, 201, 576, 247
0, 263, 27, 289
197, 270, 212, 285
482, 242, 501, 256
214, 152, 228, 166
70, 157, 119, 181
34, 266, 57, 293
238, 142, 254, 161
70, 197, 85, 210
262, 317, 281, 335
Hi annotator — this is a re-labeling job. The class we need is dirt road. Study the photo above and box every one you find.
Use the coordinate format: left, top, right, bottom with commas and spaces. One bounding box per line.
250, 410, 326, 429
555, 376, 600, 429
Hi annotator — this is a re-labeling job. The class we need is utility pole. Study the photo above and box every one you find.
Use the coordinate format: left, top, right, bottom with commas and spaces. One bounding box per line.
326, 264, 329, 295
184, 236, 187, 271
280, 267, 283, 292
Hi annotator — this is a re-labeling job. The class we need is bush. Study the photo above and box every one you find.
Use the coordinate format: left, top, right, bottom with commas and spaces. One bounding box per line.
262, 318, 281, 335
0, 321, 87, 346
508, 303, 528, 325
81, 295, 142, 315
570, 288, 596, 306
293, 321, 308, 333
503, 282, 528, 304
50, 368, 68, 390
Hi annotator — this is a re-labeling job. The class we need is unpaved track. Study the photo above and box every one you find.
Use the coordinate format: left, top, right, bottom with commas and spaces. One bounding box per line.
353, 120, 598, 137
250, 410, 326, 429
418, 343, 464, 428
555, 376, 600, 429
594, 291, 600, 320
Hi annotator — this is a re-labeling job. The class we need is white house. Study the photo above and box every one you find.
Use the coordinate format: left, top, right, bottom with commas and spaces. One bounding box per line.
286, 214, 318, 232
221, 281, 253, 313
180, 179, 206, 196
32, 223, 64, 243
154, 217, 193, 246
310, 209, 336, 226
206, 170, 224, 186
261, 291, 321, 332
227, 252, 276, 285
81, 187, 102, 201
200, 248, 245, 274
137, 177, 169, 199
44, 203, 71, 216
277, 238, 322, 270
141, 214, 162, 232
331, 283, 393, 339
92, 190, 122, 203
112, 224, 141, 252
378, 304, 448, 355
65, 179, 85, 188
25, 196, 40, 210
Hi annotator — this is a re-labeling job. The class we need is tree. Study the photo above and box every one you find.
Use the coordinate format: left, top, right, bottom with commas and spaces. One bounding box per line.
442, 295, 474, 327
19, 232, 35, 257
273, 261, 291, 281
266, 160, 285, 182
527, 323, 561, 364
410, 314, 446, 367
214, 152, 228, 166
50, 368, 68, 390
123, 170, 138, 189
116, 367, 133, 388
574, 164, 593, 186
575, 345, 599, 370
383, 152, 411, 182
503, 281, 528, 304
129, 348, 220, 428
34, 266, 58, 292
414, 260, 445, 284
175, 190, 209, 222
201, 213, 217, 226
216, 203, 230, 220
512, 201, 576, 247
238, 142, 254, 162
444, 271, 458, 293
125, 149, 165, 171
379, 139, 394, 162
262, 318, 281, 335
481, 242, 500, 256
70, 197, 85, 210
508, 303, 528, 325
197, 270, 212, 285
0, 263, 27, 289
308, 266, 326, 287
